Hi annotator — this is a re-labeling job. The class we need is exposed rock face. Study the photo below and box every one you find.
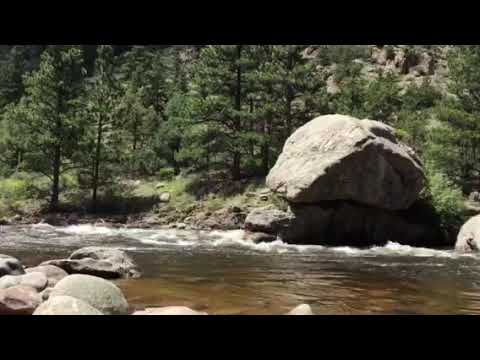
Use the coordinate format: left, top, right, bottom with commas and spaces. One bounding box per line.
456, 215, 480, 252
41, 247, 141, 279
33, 296, 103, 315
266, 115, 425, 211
0, 255, 25, 277
133, 307, 208, 315
245, 202, 442, 247
0, 286, 42, 315
50, 274, 129, 315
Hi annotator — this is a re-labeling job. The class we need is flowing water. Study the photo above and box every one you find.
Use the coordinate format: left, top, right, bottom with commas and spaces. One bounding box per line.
1, 223, 480, 315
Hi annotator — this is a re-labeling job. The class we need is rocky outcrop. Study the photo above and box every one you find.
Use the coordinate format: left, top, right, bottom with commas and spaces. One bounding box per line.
247, 115, 441, 247
133, 307, 208, 315
41, 247, 141, 279
0, 255, 25, 277
33, 296, 103, 315
0, 285, 42, 315
50, 274, 130, 315
266, 115, 425, 211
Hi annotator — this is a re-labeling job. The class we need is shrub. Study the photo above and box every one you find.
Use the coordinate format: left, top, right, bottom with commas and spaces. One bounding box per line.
158, 168, 176, 181
423, 162, 466, 235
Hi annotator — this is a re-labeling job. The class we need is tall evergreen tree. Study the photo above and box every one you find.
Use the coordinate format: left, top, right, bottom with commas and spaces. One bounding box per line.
20, 46, 85, 211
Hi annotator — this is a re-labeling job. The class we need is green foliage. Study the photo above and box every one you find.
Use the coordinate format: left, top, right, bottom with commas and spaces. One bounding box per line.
158, 168, 176, 181
423, 162, 466, 233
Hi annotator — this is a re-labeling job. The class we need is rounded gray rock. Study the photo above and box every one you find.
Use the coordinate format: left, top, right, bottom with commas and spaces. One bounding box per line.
26, 265, 68, 287
0, 272, 48, 292
266, 115, 425, 211
42, 247, 141, 279
50, 274, 129, 315
0, 255, 25, 277
33, 296, 104, 315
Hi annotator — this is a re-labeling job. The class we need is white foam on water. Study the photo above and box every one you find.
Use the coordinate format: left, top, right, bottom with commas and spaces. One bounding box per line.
59, 224, 119, 236
44, 224, 478, 259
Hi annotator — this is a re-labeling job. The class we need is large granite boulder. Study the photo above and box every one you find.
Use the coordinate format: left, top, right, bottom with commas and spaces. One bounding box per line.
50, 274, 129, 315
456, 215, 480, 252
41, 247, 141, 279
0, 255, 25, 277
0, 285, 42, 315
266, 115, 425, 211
33, 296, 103, 315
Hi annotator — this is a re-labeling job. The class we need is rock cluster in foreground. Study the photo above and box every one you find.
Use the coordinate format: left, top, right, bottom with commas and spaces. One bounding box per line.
245, 114, 444, 247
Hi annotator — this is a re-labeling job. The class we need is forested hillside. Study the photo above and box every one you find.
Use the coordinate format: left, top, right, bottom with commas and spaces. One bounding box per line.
0, 45, 477, 234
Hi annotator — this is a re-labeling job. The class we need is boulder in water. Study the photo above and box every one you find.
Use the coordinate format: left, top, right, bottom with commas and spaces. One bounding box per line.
0, 255, 25, 278
50, 274, 129, 315
266, 114, 425, 211
0, 285, 42, 315
244, 207, 294, 235
34, 296, 103, 315
41, 247, 141, 279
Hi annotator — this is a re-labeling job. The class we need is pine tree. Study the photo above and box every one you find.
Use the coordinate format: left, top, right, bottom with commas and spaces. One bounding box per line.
192, 45, 257, 180
20, 45, 85, 211
253, 45, 328, 173
78, 45, 123, 209
427, 46, 480, 190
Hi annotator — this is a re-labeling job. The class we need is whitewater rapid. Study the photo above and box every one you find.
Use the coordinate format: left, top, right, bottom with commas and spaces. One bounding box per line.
25, 223, 471, 259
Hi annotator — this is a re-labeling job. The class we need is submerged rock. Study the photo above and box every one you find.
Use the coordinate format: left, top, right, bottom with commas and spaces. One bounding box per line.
266, 114, 425, 211
41, 247, 141, 279
50, 274, 129, 315
133, 307, 208, 315
0, 255, 25, 278
0, 285, 42, 315
34, 296, 103, 316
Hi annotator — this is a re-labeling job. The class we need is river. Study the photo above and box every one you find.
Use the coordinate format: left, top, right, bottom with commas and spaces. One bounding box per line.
1, 223, 480, 315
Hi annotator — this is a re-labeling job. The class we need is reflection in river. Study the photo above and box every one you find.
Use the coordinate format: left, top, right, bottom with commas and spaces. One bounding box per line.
1, 224, 480, 315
